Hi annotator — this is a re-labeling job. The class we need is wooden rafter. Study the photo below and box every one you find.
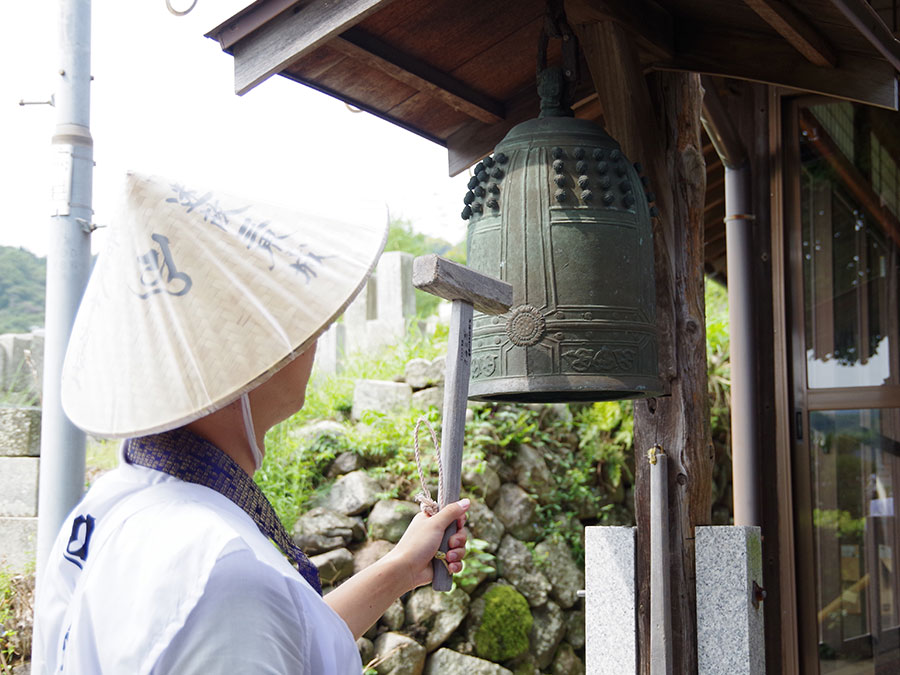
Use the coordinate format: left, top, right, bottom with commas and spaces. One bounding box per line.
743, 0, 837, 67
662, 21, 898, 109
333, 28, 505, 124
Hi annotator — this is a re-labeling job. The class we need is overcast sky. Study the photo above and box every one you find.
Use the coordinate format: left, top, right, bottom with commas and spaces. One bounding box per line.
1, 0, 471, 258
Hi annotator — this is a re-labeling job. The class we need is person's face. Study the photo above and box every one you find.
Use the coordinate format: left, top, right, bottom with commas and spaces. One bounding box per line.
251, 341, 317, 429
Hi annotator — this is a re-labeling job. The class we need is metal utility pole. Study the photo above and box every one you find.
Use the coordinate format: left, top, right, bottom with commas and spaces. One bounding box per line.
36, 0, 94, 578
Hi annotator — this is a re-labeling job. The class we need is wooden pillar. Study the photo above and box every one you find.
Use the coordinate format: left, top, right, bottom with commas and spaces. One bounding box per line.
573, 20, 713, 674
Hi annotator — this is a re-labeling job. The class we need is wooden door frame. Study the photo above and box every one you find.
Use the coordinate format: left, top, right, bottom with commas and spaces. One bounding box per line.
778, 92, 900, 674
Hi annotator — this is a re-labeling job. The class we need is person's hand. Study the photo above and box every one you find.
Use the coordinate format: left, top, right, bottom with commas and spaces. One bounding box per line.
385, 499, 470, 592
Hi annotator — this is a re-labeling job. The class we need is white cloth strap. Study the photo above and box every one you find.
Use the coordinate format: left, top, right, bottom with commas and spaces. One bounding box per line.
240, 393, 264, 471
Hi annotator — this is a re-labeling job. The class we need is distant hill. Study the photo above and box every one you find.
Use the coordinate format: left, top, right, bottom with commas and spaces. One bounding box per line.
0, 246, 46, 333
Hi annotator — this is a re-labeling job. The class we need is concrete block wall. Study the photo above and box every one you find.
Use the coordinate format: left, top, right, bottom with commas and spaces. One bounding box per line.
0, 406, 40, 571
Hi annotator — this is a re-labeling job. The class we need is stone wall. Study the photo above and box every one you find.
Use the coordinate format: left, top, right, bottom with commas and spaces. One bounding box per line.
294, 360, 594, 675
0, 406, 41, 572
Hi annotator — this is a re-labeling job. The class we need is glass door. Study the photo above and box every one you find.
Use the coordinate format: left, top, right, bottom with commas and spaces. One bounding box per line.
789, 99, 900, 674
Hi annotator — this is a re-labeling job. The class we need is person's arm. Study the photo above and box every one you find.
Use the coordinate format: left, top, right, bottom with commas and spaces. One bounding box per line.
324, 499, 470, 639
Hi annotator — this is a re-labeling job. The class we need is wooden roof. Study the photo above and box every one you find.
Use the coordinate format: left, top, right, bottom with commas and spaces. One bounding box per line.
209, 0, 899, 171
207, 0, 900, 277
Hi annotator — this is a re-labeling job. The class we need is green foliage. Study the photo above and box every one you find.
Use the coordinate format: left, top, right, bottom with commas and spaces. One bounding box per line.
455, 538, 496, 594
576, 401, 634, 488
0, 247, 46, 334
384, 218, 458, 260
705, 278, 731, 435
0, 564, 32, 673
256, 422, 349, 529
0, 569, 16, 672
473, 584, 533, 661
255, 321, 449, 527
812, 508, 866, 541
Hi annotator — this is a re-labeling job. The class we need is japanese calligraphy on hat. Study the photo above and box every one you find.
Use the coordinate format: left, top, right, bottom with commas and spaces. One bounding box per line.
62, 172, 387, 438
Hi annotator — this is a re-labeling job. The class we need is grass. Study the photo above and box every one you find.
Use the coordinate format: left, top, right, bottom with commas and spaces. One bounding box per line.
0, 563, 33, 673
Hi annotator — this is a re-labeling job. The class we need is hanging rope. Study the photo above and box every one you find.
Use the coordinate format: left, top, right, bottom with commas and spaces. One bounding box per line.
412, 417, 444, 516
412, 417, 457, 574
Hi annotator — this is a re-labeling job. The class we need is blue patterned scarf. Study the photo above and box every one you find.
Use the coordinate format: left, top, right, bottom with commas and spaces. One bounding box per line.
123, 428, 322, 595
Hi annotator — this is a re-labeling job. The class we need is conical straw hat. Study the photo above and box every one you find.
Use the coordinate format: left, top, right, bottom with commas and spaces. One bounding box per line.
62, 172, 387, 438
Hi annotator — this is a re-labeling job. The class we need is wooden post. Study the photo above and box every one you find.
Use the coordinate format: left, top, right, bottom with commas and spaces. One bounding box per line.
572, 18, 713, 674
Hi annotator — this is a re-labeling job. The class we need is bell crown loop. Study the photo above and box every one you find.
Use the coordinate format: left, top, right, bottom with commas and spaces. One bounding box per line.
537, 0, 579, 114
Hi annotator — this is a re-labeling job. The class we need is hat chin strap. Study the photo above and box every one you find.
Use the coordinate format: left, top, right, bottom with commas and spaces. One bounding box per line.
240, 393, 264, 472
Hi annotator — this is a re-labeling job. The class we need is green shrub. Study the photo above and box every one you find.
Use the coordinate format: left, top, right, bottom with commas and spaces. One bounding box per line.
474, 584, 533, 662
455, 538, 496, 594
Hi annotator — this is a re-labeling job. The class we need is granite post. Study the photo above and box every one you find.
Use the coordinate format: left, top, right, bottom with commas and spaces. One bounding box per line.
695, 526, 765, 674
375, 251, 416, 340
586, 526, 637, 674
316, 323, 345, 375
343, 277, 377, 354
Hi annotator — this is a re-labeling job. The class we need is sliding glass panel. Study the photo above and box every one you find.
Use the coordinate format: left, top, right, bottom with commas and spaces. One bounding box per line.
800, 107, 900, 389
810, 409, 900, 674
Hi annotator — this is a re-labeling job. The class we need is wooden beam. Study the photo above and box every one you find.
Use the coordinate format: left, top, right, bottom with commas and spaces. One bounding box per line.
445, 78, 598, 175
576, 19, 711, 675
565, 0, 674, 61
231, 0, 398, 95
657, 22, 898, 110
446, 85, 538, 176
743, 0, 837, 67
333, 28, 505, 125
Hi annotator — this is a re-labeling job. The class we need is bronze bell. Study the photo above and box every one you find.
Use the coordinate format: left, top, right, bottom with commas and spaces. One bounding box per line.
463, 67, 663, 403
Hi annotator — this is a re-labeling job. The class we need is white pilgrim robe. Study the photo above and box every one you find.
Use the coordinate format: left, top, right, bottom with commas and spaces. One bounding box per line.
32, 460, 361, 674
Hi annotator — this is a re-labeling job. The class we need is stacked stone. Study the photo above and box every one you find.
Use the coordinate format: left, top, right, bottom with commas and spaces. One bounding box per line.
350, 356, 446, 420
0, 406, 41, 572
293, 419, 588, 675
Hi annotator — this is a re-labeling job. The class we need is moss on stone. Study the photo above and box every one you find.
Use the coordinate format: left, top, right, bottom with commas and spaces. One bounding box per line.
474, 584, 533, 662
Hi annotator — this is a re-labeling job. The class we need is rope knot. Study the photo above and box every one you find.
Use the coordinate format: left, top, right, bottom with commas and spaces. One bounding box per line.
413, 417, 443, 517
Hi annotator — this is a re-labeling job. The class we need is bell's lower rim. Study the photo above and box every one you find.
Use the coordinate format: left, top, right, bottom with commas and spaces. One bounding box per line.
468, 374, 663, 404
